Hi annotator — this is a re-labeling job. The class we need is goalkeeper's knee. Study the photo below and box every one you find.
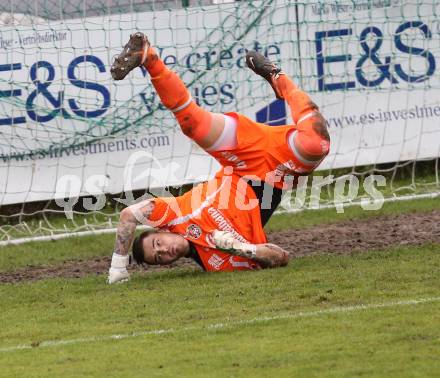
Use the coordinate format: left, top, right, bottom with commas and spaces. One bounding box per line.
288, 115, 330, 170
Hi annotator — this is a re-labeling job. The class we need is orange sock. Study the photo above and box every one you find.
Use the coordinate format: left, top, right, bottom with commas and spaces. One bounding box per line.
143, 47, 166, 77
276, 75, 318, 123
277, 75, 329, 164
291, 123, 330, 162
174, 101, 212, 141
142, 48, 212, 141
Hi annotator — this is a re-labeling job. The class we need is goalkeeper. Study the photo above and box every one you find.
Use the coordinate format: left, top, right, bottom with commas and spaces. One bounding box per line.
108, 32, 330, 282
108, 172, 290, 283
110, 33, 330, 209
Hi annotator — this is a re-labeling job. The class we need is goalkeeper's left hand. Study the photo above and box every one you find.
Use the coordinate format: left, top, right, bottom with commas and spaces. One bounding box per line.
212, 230, 257, 258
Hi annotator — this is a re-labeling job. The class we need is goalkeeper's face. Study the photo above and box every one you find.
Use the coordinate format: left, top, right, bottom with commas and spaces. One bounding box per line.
141, 231, 190, 265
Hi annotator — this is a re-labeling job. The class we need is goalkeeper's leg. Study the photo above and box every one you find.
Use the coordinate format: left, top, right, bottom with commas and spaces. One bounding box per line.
246, 51, 330, 168
276, 74, 330, 165
144, 49, 230, 149
110, 32, 229, 150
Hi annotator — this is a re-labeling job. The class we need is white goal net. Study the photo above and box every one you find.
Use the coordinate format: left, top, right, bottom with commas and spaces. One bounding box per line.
0, 0, 439, 244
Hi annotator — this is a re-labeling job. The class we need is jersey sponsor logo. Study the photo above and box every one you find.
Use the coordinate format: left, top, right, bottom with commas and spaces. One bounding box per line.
207, 253, 224, 270
275, 160, 308, 176
220, 151, 247, 169
207, 207, 249, 243
185, 224, 202, 239
265, 160, 308, 189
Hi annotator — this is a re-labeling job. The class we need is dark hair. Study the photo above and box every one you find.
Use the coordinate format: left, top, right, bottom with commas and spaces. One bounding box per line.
132, 229, 160, 265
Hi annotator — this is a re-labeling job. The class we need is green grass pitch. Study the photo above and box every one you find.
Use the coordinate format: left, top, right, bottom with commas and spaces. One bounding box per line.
0, 199, 439, 377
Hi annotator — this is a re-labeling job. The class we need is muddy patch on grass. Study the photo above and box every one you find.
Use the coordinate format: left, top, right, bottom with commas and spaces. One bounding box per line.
1, 210, 439, 283
0, 256, 200, 283
269, 210, 440, 257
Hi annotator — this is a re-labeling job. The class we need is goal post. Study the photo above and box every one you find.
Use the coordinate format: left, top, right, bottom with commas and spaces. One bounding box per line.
0, 0, 439, 244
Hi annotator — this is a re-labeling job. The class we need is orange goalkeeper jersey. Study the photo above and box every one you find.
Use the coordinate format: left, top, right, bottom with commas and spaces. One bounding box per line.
148, 174, 267, 271
210, 112, 329, 190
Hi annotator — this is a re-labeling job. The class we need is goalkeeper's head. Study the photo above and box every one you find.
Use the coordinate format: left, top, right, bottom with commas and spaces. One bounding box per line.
132, 229, 190, 266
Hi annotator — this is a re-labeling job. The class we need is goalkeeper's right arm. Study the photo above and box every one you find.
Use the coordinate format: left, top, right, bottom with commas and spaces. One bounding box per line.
108, 199, 156, 284
213, 230, 289, 268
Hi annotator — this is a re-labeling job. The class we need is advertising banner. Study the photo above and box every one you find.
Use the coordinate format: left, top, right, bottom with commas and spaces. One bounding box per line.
301, 0, 440, 169
0, 0, 439, 205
